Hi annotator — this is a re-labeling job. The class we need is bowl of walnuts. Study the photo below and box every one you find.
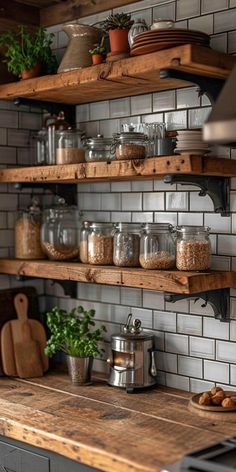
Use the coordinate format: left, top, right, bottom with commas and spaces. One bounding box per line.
190, 386, 236, 412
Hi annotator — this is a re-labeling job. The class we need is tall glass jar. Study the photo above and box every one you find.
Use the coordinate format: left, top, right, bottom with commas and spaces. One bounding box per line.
113, 223, 141, 267
56, 129, 85, 164
15, 198, 45, 260
139, 223, 175, 269
176, 226, 211, 271
88, 223, 114, 265
113, 132, 149, 160
85, 135, 115, 162
80, 221, 90, 263
41, 198, 80, 261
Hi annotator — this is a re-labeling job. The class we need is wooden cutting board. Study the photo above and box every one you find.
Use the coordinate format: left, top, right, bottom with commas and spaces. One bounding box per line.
1, 293, 48, 378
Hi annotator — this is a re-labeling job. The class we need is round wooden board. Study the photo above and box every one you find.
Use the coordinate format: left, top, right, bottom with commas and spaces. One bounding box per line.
188, 402, 236, 422
190, 392, 236, 412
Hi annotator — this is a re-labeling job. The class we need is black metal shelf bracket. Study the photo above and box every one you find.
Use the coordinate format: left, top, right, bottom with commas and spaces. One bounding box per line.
13, 97, 76, 127
164, 174, 230, 216
14, 182, 77, 206
16, 275, 77, 298
160, 68, 225, 104
164, 288, 230, 322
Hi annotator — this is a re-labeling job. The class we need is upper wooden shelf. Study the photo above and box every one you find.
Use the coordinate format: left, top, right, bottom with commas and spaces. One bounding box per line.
0, 155, 236, 183
0, 45, 235, 105
0, 258, 235, 294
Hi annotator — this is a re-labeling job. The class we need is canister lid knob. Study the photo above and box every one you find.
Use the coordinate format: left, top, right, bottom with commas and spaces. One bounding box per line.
121, 314, 142, 334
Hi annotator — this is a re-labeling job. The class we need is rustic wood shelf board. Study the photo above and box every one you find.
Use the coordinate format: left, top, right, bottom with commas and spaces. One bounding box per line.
0, 259, 235, 294
0, 156, 236, 183
0, 45, 234, 105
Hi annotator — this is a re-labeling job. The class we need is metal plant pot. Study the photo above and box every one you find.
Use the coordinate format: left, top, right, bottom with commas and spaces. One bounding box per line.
66, 355, 93, 385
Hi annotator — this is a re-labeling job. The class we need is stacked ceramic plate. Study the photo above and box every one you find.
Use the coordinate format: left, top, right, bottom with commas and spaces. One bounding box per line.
130, 28, 210, 56
174, 129, 209, 155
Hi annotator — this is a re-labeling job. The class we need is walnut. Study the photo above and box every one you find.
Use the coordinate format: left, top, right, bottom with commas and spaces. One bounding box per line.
211, 386, 224, 396
221, 397, 236, 408
211, 390, 226, 405
199, 391, 212, 406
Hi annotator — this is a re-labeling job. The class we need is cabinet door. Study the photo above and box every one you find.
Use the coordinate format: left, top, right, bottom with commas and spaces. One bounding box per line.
0, 441, 49, 472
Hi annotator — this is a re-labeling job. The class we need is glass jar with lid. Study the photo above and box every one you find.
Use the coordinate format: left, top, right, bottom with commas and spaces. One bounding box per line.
85, 134, 115, 162
113, 223, 141, 267
80, 221, 91, 263
113, 132, 150, 160
176, 226, 211, 271
41, 198, 80, 261
56, 129, 85, 165
88, 223, 114, 265
15, 197, 45, 260
139, 223, 175, 269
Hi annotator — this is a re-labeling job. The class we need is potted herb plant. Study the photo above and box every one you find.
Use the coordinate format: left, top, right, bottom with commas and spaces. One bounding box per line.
101, 12, 133, 55
89, 45, 106, 65
0, 25, 57, 80
44, 305, 106, 385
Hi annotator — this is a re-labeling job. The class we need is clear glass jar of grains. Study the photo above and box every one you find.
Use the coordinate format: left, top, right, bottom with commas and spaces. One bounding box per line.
176, 226, 211, 271
113, 223, 141, 267
88, 223, 114, 265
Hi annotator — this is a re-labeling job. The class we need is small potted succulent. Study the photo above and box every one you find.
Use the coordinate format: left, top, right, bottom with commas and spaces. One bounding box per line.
89, 45, 106, 65
44, 305, 106, 385
101, 12, 133, 55
0, 25, 57, 80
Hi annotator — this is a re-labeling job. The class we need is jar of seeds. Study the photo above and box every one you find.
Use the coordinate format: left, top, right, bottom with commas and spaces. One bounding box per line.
113, 223, 141, 267
15, 197, 45, 260
139, 223, 175, 269
80, 221, 90, 263
41, 198, 80, 261
88, 223, 114, 265
176, 226, 211, 271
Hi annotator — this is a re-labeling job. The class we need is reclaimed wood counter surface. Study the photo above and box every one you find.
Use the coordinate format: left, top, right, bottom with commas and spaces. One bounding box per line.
0, 372, 235, 472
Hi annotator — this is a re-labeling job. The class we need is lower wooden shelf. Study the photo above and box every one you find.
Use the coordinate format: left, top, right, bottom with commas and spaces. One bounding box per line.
0, 259, 235, 294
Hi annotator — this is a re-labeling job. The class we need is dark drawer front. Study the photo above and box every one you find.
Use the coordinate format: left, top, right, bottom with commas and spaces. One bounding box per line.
0, 441, 49, 472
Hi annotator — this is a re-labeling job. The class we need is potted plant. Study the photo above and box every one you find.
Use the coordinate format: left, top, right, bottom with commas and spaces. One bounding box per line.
101, 12, 133, 55
89, 45, 106, 65
0, 25, 57, 80
44, 305, 106, 385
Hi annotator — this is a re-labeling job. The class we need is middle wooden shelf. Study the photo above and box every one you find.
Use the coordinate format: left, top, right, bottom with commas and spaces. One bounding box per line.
0, 258, 235, 294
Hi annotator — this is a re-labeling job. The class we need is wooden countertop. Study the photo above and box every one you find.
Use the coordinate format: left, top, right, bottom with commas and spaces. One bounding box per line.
0, 372, 235, 472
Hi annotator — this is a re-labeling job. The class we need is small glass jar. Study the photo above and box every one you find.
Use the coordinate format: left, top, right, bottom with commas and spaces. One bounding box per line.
15, 198, 45, 260
139, 223, 175, 269
113, 223, 141, 267
56, 129, 85, 164
176, 226, 211, 271
88, 223, 114, 265
85, 134, 115, 162
80, 221, 90, 263
113, 132, 149, 160
41, 198, 80, 261
33, 128, 48, 165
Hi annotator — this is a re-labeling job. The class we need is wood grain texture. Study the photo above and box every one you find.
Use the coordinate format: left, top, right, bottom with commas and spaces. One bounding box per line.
0, 45, 234, 104
0, 259, 235, 294
0, 373, 234, 472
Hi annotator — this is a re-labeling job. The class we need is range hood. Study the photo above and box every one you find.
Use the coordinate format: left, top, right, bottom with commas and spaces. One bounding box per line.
203, 64, 236, 145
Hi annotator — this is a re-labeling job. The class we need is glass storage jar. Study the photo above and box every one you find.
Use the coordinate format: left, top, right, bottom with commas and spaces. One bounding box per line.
80, 221, 90, 263
85, 134, 115, 162
15, 198, 45, 260
41, 198, 80, 261
113, 132, 149, 160
88, 223, 114, 265
56, 129, 85, 164
139, 223, 175, 269
113, 223, 141, 267
176, 226, 211, 271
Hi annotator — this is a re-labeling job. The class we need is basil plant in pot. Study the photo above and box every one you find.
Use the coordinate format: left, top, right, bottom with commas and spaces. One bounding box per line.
0, 25, 57, 80
45, 305, 106, 385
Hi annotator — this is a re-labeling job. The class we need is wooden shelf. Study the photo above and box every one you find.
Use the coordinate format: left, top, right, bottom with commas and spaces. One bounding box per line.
0, 259, 235, 294
0, 45, 235, 105
0, 155, 236, 183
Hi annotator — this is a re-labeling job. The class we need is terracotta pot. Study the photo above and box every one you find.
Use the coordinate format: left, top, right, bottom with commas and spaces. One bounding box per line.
109, 29, 130, 54
21, 64, 41, 80
91, 54, 103, 65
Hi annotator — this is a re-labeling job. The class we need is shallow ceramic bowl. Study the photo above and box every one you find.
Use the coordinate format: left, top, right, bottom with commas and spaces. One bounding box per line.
150, 19, 175, 30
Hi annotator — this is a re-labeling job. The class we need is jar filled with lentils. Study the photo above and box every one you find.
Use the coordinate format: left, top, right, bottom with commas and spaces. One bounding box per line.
113, 131, 149, 160
139, 223, 175, 269
176, 226, 211, 271
79, 221, 90, 263
15, 197, 45, 260
113, 223, 141, 267
88, 223, 114, 265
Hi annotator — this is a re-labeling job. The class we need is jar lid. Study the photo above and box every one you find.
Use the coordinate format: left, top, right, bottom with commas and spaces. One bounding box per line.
22, 197, 41, 216
115, 222, 141, 233
56, 128, 84, 136
113, 132, 147, 142
90, 222, 114, 229
86, 134, 113, 146
82, 221, 91, 228
142, 223, 173, 231
176, 225, 210, 233
43, 197, 78, 217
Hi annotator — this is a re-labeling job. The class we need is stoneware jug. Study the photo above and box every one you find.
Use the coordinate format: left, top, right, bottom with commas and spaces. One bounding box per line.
58, 23, 101, 73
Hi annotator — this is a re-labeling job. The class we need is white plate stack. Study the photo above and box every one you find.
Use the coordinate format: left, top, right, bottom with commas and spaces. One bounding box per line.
174, 129, 209, 155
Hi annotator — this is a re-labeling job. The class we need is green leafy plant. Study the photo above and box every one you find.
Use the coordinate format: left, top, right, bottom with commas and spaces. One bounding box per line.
44, 305, 106, 358
101, 12, 133, 31
89, 45, 105, 55
0, 25, 57, 77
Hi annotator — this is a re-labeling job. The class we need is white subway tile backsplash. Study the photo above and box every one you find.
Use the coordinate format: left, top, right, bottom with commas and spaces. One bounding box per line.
166, 192, 188, 211
111, 182, 131, 192
190, 193, 213, 211
153, 91, 175, 112
190, 336, 215, 359
76, 104, 90, 123
188, 107, 211, 128
90, 101, 109, 120
214, 8, 236, 32
178, 212, 203, 226
218, 235, 236, 256
211, 255, 231, 271
190, 378, 214, 393
143, 192, 165, 211
101, 193, 121, 211
210, 33, 228, 53
230, 365, 236, 385
153, 311, 176, 332
204, 360, 229, 383
153, 2, 176, 21
111, 212, 131, 222
201, 0, 228, 14
165, 110, 187, 130
203, 317, 229, 340
177, 88, 200, 109
131, 307, 153, 328
176, 0, 200, 20
165, 333, 189, 355
99, 119, 119, 137
154, 212, 178, 225
189, 14, 214, 34
216, 341, 236, 363
230, 0, 236, 6
143, 290, 165, 310
166, 373, 189, 390
157, 352, 177, 373
190, 298, 214, 316
230, 320, 236, 341
131, 181, 153, 192
110, 98, 130, 118
178, 356, 202, 378
122, 193, 142, 211
131, 94, 152, 115
121, 287, 142, 307
177, 314, 202, 336
204, 213, 231, 233
78, 193, 101, 211
132, 212, 153, 222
